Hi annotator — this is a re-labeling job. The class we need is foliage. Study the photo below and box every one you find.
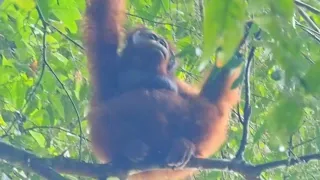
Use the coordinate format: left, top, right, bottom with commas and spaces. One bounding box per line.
0, 0, 319, 179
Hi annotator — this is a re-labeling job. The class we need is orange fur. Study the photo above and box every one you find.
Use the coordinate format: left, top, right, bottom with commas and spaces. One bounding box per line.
84, 0, 126, 104
84, 0, 242, 179
176, 79, 200, 97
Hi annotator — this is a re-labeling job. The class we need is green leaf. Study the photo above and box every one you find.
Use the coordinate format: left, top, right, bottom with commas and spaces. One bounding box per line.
247, 0, 268, 14
14, 80, 28, 109
0, 56, 14, 67
24, 94, 40, 115
46, 105, 56, 125
0, 114, 6, 126
42, 71, 57, 93
203, 0, 246, 64
0, 67, 17, 84
49, 95, 64, 118
160, 0, 170, 12
149, 0, 161, 17
14, 0, 35, 11
255, 17, 307, 78
270, 0, 294, 20
30, 109, 46, 126
253, 123, 266, 143
30, 131, 46, 148
302, 62, 320, 95
36, 0, 49, 21
265, 97, 304, 141
61, 95, 74, 122
51, 0, 81, 33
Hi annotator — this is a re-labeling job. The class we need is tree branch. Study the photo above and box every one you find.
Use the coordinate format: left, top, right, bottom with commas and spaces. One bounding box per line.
35, 3, 84, 160
1, 140, 320, 179
254, 153, 320, 173
235, 29, 261, 161
0, 141, 67, 180
48, 24, 85, 50
234, 45, 254, 161
294, 0, 320, 15
297, 6, 320, 33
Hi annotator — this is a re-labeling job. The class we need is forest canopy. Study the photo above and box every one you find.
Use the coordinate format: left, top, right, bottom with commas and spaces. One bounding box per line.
0, 0, 320, 179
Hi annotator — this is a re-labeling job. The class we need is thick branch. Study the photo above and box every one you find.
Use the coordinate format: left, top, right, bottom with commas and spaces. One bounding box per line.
234, 46, 254, 160
0, 140, 66, 180
235, 30, 261, 161
1, 141, 320, 179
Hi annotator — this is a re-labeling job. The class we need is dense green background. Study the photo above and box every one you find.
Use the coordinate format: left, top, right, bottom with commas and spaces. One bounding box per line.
0, 0, 320, 179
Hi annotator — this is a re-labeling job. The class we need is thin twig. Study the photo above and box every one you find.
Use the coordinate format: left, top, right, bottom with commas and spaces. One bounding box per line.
294, 0, 320, 15
236, 104, 244, 124
6, 64, 46, 135
1, 125, 90, 142
35, 4, 83, 160
7, 6, 68, 180
43, 54, 84, 159
295, 20, 320, 36
25, 126, 90, 142
301, 52, 316, 64
48, 24, 85, 50
21, 23, 47, 112
21, 61, 46, 111
126, 13, 196, 32
296, 21, 320, 43
297, 7, 320, 33
302, 28, 320, 43
4, 58, 45, 134
292, 135, 320, 149
254, 153, 320, 173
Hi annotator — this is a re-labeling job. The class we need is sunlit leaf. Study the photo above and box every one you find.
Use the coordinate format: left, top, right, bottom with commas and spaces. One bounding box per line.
36, 0, 49, 21
0, 114, 6, 126
14, 0, 35, 11
30, 131, 46, 148
265, 97, 304, 141
51, 0, 81, 33
203, 0, 246, 64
